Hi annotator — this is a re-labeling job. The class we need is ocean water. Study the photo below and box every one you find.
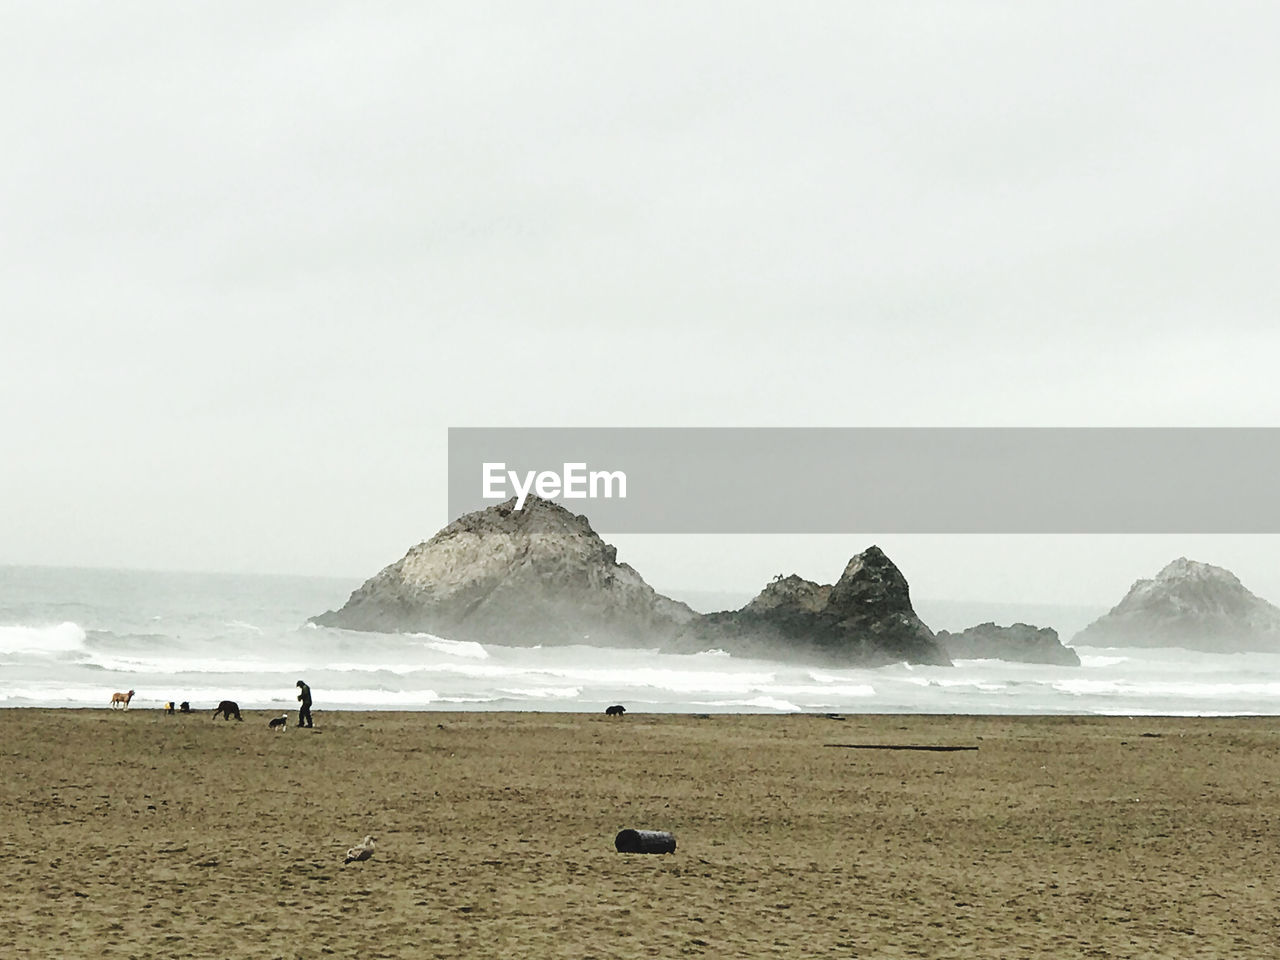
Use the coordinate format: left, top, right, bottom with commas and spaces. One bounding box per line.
3, 565, 1280, 716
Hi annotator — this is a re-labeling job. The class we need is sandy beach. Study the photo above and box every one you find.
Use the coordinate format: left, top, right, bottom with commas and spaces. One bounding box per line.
3, 709, 1278, 958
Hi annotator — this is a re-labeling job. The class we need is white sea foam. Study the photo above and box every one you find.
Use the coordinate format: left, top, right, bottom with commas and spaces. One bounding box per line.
919, 678, 1008, 692
1055, 678, 1280, 698
413, 635, 489, 659
315, 688, 441, 706
323, 661, 455, 676
770, 683, 876, 699
84, 653, 301, 674
8, 567, 1280, 715
698, 696, 802, 712
1079, 655, 1131, 667
807, 669, 890, 684
0, 622, 86, 655
1, 684, 127, 705
499, 686, 582, 699
546, 666, 776, 695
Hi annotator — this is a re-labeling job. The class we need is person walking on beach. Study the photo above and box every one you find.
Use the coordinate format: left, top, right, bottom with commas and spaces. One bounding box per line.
296, 680, 313, 728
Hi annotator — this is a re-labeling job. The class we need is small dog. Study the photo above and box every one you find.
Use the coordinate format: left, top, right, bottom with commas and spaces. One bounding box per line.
179, 701, 191, 713
605, 704, 626, 717
267, 714, 288, 732
212, 700, 243, 721
110, 690, 135, 709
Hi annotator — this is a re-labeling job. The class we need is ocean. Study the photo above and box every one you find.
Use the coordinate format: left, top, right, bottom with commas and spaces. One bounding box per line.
3, 565, 1280, 716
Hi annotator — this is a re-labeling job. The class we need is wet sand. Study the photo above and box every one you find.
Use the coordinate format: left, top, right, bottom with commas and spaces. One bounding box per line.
2, 709, 1278, 958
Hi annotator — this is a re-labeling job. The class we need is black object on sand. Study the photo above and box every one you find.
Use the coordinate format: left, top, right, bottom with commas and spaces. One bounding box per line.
823, 743, 979, 752
615, 829, 676, 854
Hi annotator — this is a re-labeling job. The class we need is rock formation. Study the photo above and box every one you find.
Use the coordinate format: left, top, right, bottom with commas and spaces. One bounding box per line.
311, 496, 695, 647
935, 622, 1080, 665
1073, 557, 1280, 652
312, 500, 952, 666
667, 546, 952, 666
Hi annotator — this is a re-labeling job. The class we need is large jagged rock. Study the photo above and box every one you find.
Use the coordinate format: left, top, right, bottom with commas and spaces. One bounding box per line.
668, 546, 952, 666
1073, 557, 1280, 652
311, 497, 695, 647
936, 622, 1080, 665
312, 503, 949, 666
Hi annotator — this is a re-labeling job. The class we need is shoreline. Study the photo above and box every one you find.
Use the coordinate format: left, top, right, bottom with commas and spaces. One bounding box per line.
6, 702, 1280, 718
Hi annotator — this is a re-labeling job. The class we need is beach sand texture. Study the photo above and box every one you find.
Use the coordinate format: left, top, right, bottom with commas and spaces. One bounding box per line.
3, 710, 1278, 958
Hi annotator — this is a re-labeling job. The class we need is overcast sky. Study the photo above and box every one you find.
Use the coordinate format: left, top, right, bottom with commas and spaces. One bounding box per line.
4, 2, 1280, 605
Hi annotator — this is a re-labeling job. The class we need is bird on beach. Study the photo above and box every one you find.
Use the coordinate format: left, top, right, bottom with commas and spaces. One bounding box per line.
343, 835, 375, 864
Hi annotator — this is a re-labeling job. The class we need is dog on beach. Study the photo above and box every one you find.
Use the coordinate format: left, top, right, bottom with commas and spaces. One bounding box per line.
110, 690, 135, 709
605, 704, 626, 717
267, 714, 288, 732
179, 701, 190, 713
212, 700, 243, 721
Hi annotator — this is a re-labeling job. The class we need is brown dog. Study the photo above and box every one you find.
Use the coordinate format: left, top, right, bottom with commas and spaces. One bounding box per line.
110, 690, 135, 709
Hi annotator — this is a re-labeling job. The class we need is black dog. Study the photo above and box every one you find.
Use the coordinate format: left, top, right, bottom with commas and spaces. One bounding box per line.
179, 701, 191, 713
212, 700, 243, 721
605, 704, 626, 717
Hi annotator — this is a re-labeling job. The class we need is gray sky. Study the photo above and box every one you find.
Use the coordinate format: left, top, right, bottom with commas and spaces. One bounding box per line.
4, 3, 1280, 606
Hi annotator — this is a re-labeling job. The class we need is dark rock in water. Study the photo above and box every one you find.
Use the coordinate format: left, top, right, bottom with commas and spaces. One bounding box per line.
668, 546, 952, 666
935, 622, 1080, 666
311, 496, 695, 647
1073, 557, 1280, 652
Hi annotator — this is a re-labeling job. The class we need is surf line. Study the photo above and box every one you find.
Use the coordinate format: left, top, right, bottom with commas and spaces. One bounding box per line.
823, 743, 979, 752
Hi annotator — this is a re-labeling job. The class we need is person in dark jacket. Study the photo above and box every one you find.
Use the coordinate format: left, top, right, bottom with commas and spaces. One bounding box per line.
296, 680, 313, 728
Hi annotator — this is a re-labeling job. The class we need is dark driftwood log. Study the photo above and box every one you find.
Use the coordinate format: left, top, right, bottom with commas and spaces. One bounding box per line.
823, 743, 979, 752
615, 829, 676, 854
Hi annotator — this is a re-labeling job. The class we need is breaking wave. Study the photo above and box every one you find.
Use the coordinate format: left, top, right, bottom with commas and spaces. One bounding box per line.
8, 568, 1280, 715
0, 622, 86, 656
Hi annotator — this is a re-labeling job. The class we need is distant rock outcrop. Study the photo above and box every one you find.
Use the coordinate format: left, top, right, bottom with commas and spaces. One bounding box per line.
311, 497, 695, 647
1073, 557, 1280, 652
668, 546, 952, 666
936, 622, 1080, 665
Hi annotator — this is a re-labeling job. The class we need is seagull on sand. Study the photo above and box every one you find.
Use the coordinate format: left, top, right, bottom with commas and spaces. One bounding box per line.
343, 835, 375, 864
